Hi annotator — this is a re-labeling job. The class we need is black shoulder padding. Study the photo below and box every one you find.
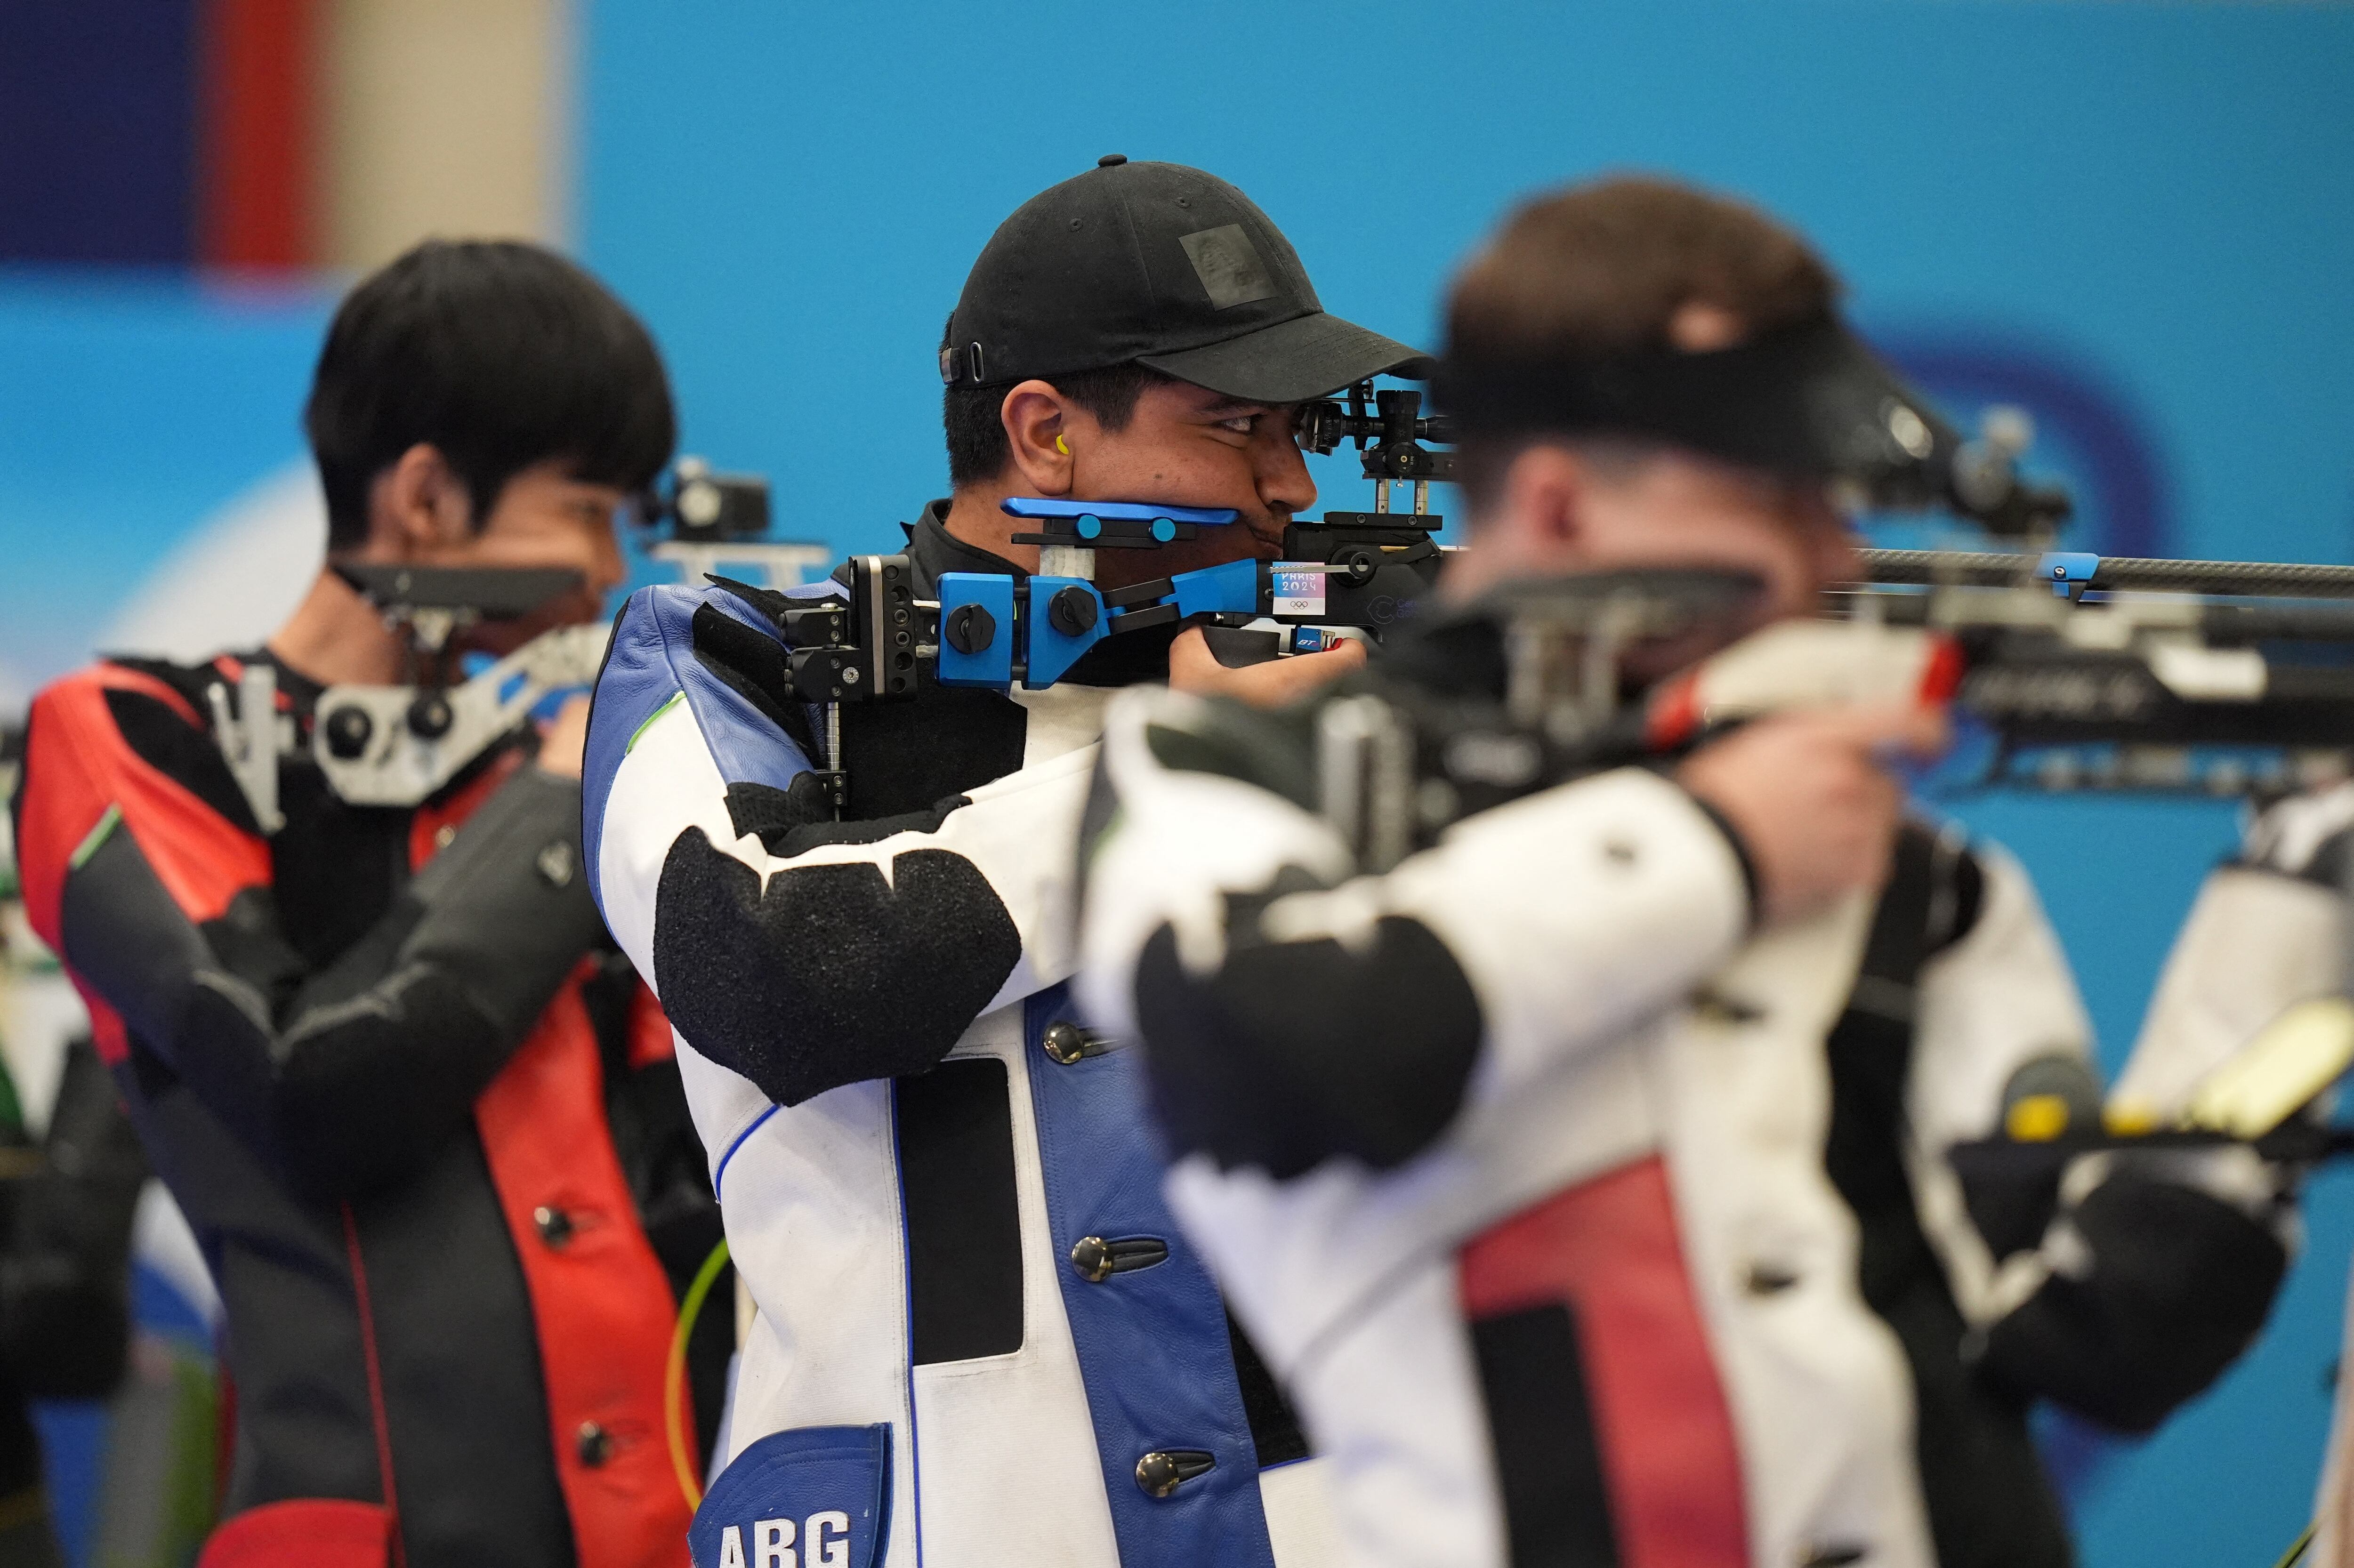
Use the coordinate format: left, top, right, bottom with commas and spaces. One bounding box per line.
723, 778, 972, 859
651, 828, 1022, 1105
690, 601, 820, 761
1131, 896, 1483, 1179
101, 686, 256, 834
724, 779, 823, 843
837, 685, 1026, 820
1981, 1172, 2288, 1434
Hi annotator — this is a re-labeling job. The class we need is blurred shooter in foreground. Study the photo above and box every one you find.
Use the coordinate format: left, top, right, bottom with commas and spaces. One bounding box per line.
1074, 178, 2291, 1568
10, 242, 721, 1568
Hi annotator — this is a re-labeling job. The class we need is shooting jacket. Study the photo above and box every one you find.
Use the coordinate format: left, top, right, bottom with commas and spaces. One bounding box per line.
584, 506, 1338, 1568
11, 649, 717, 1568
1072, 606, 2289, 1568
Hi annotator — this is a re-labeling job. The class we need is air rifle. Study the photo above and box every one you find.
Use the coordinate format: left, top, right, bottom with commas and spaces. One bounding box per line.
1269, 544, 2354, 1170
195, 455, 829, 824
1296, 548, 2354, 876
762, 377, 1455, 708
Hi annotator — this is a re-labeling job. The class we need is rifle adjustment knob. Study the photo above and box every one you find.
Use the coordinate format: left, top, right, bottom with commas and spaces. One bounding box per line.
1048, 585, 1100, 636
945, 602, 998, 655
323, 705, 374, 759
406, 693, 454, 740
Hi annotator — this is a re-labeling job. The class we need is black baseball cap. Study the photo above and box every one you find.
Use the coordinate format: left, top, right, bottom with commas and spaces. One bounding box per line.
941, 155, 1431, 405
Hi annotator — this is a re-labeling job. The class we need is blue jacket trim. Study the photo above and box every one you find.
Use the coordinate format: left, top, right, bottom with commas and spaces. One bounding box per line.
583, 582, 822, 912
713, 1103, 780, 1203
1022, 984, 1277, 1568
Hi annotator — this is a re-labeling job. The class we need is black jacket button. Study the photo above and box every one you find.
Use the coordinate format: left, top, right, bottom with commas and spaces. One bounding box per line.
577, 1421, 612, 1466
534, 1206, 574, 1247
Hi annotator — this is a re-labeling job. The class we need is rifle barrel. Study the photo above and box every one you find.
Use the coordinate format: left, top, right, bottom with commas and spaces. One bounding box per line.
1857, 548, 2354, 599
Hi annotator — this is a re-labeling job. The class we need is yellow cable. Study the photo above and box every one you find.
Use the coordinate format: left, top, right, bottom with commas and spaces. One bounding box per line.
666, 1238, 733, 1510
2273, 1520, 2317, 1568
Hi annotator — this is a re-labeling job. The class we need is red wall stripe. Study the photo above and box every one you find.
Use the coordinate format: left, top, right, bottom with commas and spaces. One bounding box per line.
195, 0, 316, 269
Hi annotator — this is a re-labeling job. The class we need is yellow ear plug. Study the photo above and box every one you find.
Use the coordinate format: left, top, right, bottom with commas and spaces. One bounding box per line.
1055, 435, 1071, 455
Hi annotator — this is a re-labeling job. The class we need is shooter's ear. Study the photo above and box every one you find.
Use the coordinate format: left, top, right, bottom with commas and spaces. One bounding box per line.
366, 443, 476, 560
1499, 443, 1594, 552
1000, 381, 1075, 497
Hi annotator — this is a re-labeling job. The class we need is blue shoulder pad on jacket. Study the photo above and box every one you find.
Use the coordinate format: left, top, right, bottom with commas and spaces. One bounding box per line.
583, 581, 825, 908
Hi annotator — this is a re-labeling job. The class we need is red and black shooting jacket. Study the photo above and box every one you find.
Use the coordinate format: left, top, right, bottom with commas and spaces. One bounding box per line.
12, 650, 718, 1568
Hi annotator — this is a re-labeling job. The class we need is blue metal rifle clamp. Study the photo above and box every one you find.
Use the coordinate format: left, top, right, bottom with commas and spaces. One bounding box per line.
2040, 551, 2100, 601
937, 497, 1264, 689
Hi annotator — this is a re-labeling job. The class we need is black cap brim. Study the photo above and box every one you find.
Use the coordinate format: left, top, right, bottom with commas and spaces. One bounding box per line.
1138, 311, 1434, 403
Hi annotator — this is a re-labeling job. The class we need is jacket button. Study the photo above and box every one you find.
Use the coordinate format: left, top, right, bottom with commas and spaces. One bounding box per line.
1743, 1262, 1799, 1296
534, 1206, 574, 1247
1042, 1021, 1105, 1065
1072, 1236, 1115, 1282
1134, 1449, 1215, 1498
1070, 1235, 1172, 1282
577, 1421, 612, 1466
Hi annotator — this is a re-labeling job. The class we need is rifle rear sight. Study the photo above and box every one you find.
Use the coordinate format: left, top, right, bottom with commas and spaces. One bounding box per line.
1296, 381, 1455, 521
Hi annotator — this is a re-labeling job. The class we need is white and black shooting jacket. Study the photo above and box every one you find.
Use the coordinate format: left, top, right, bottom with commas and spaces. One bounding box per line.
583, 508, 1339, 1568
1073, 616, 2289, 1568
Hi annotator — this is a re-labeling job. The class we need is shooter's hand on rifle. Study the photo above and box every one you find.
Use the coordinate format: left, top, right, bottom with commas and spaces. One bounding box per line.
1677, 702, 1950, 925
1168, 625, 1367, 707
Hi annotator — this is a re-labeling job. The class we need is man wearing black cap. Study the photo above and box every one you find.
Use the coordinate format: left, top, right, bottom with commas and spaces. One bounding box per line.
1074, 177, 2289, 1568
584, 157, 1419, 1567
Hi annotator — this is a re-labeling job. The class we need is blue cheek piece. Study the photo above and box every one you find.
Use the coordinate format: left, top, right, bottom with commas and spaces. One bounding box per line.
1024, 576, 1108, 688
935, 572, 1016, 689
1168, 557, 1264, 619
690, 1423, 892, 1568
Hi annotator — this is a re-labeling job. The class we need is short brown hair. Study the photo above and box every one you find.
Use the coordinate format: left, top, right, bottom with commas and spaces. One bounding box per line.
1443, 177, 1840, 509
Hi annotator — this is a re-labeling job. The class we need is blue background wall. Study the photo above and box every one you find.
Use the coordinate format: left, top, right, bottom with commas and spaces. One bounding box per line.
3, 2, 2352, 1561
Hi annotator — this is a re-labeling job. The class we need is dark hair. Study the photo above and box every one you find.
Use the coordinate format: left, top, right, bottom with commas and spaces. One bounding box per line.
1444, 177, 1839, 511
305, 240, 677, 551
941, 320, 1177, 487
